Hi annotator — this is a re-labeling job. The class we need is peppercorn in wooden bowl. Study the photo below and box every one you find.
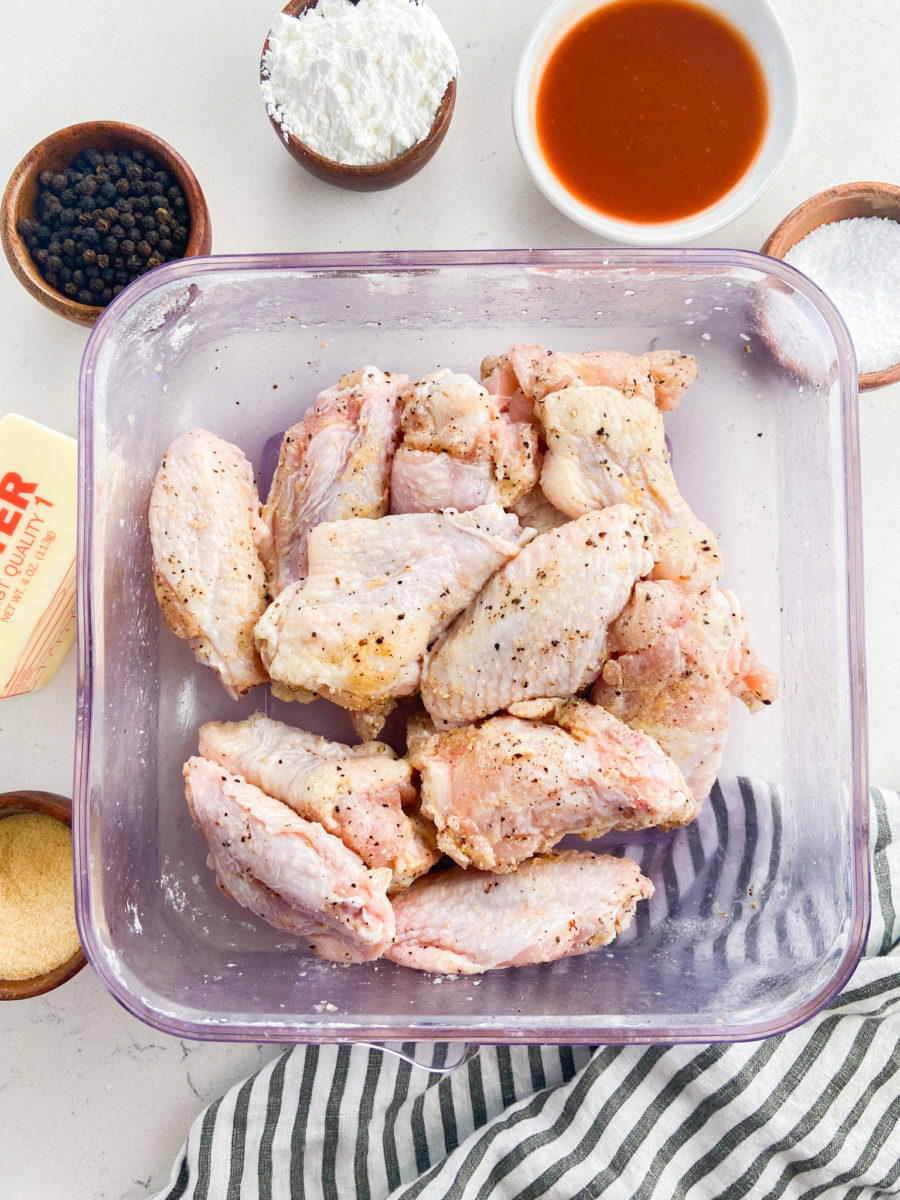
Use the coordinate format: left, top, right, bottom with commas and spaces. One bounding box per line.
1, 121, 212, 327
0, 790, 86, 1000
260, 0, 457, 192
762, 181, 900, 390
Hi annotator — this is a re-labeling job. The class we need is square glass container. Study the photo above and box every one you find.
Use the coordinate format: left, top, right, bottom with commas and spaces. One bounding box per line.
74, 249, 869, 1044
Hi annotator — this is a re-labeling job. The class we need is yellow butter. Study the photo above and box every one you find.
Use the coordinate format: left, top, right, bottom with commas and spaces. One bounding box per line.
0, 414, 77, 698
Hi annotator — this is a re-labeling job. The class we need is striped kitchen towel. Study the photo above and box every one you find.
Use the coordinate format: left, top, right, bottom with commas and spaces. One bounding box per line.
152, 787, 900, 1200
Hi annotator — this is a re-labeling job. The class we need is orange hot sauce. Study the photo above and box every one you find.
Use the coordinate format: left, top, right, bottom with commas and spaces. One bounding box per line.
535, 0, 769, 223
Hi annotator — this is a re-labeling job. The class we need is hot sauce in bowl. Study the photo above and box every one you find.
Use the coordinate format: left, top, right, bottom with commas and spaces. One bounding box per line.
513, 0, 797, 244
536, 0, 767, 223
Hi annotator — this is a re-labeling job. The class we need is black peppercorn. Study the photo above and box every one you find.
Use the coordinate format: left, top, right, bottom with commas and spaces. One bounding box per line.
22, 144, 192, 307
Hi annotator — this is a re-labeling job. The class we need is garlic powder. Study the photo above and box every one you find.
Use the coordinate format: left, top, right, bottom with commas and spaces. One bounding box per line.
261, 0, 458, 167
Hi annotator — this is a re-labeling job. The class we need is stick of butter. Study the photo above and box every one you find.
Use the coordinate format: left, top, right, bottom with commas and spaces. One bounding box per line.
0, 414, 77, 698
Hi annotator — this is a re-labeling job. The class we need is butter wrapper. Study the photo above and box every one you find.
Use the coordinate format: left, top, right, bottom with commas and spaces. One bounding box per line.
0, 414, 77, 697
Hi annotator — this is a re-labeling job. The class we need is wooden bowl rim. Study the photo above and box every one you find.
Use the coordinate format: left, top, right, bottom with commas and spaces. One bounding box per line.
1, 120, 212, 327
761, 180, 900, 390
260, 0, 457, 187
0, 789, 87, 1000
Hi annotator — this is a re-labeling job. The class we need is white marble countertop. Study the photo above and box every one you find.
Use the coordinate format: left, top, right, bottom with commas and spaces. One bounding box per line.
1, 2, 898, 1195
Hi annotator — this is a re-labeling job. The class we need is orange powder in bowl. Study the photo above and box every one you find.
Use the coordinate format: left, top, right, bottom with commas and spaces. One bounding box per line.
0, 812, 80, 981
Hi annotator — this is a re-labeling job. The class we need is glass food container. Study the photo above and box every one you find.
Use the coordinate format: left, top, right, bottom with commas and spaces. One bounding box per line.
74, 249, 869, 1043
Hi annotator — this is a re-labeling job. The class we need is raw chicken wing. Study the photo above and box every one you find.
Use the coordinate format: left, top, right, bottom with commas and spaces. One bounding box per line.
390, 370, 538, 513
183, 756, 395, 961
255, 505, 526, 728
385, 850, 653, 974
592, 581, 778, 798
421, 504, 653, 726
485, 344, 698, 411
408, 699, 695, 872
260, 366, 405, 595
535, 383, 722, 591
149, 429, 268, 699
508, 484, 569, 536
199, 712, 438, 891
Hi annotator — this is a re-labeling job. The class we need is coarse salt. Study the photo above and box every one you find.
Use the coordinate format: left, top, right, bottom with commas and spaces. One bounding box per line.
261, 0, 458, 167
783, 215, 900, 374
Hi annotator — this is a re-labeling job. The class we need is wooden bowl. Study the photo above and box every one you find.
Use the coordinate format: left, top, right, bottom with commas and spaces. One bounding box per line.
1, 121, 212, 327
260, 0, 457, 192
0, 790, 87, 1000
762, 181, 900, 390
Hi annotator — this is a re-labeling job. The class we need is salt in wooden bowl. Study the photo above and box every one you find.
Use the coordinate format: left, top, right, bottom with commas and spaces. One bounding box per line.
762, 181, 900, 391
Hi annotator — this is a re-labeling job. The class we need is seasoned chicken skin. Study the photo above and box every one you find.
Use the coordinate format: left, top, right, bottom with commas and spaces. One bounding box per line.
483, 344, 698, 412
260, 366, 405, 596
421, 504, 653, 726
183, 756, 395, 961
508, 484, 569, 536
390, 370, 539, 514
254, 505, 526, 720
149, 429, 268, 699
408, 699, 695, 872
198, 713, 438, 891
535, 383, 721, 591
592, 581, 778, 798
385, 850, 653, 974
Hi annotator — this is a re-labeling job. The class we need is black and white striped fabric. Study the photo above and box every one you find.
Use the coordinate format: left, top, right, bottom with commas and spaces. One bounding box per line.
153, 787, 900, 1200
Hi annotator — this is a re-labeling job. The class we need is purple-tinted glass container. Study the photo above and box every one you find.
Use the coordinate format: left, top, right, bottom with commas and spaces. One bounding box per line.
74, 249, 869, 1044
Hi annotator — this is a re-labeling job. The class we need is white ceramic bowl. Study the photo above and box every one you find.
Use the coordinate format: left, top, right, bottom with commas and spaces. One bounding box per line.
512, 0, 799, 245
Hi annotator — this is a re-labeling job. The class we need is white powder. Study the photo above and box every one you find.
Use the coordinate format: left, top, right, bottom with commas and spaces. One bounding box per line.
261, 0, 458, 166
783, 215, 900, 374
